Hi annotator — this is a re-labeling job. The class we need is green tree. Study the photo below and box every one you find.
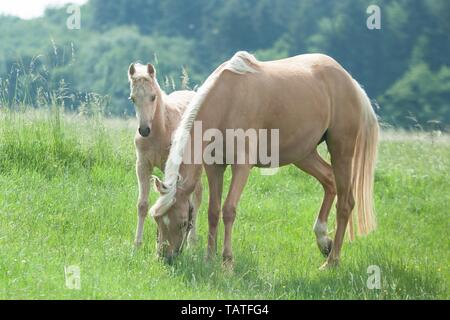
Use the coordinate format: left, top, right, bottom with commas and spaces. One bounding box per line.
380, 63, 450, 127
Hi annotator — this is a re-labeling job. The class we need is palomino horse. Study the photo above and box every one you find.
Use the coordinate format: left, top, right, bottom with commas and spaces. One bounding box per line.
128, 62, 202, 249
150, 52, 379, 269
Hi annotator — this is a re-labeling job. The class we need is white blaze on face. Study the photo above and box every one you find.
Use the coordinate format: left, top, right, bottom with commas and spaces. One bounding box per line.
134, 85, 152, 126
162, 215, 170, 226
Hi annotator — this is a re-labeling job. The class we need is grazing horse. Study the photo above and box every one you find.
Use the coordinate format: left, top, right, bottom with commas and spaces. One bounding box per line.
128, 62, 202, 249
150, 52, 379, 269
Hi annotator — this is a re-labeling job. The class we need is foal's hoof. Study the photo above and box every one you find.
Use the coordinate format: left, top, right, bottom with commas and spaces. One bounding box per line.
205, 250, 217, 262
131, 241, 143, 256
318, 238, 333, 257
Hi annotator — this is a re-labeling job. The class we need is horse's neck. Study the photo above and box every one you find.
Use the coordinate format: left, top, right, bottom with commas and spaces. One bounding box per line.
179, 162, 202, 195
177, 129, 203, 193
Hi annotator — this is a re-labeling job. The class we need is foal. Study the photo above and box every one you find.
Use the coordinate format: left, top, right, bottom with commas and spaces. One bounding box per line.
128, 63, 202, 248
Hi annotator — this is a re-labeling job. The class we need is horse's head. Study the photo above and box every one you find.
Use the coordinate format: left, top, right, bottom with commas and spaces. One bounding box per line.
128, 63, 160, 137
150, 176, 194, 263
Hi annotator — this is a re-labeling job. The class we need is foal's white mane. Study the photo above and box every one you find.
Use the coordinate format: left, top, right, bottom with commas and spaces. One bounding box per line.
150, 51, 258, 216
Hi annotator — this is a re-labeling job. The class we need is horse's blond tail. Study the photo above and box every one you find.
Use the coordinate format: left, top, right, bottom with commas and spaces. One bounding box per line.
348, 80, 379, 240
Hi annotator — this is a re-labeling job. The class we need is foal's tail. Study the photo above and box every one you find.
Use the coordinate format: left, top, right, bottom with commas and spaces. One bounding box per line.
349, 80, 379, 240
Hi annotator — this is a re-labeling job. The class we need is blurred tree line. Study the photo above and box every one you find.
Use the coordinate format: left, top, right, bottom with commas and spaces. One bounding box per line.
0, 0, 448, 128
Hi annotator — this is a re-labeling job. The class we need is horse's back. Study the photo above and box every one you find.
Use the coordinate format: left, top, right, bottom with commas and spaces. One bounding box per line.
265, 54, 366, 142
263, 53, 339, 68
204, 52, 362, 162
261, 54, 351, 84
260, 53, 361, 123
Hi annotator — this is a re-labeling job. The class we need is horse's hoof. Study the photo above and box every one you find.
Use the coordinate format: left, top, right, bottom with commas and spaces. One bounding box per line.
319, 238, 333, 257
204, 253, 214, 264
222, 257, 234, 274
206, 247, 218, 261
319, 258, 339, 270
187, 236, 198, 248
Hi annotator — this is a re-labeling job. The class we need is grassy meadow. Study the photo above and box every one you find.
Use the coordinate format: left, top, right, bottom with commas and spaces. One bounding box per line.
0, 108, 449, 299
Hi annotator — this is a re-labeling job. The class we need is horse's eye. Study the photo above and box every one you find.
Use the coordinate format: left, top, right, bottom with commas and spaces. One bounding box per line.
180, 221, 188, 230
150, 94, 156, 102
129, 96, 136, 104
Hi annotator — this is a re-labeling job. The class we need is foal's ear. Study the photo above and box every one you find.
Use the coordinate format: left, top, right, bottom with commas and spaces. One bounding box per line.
128, 63, 136, 77
147, 64, 156, 77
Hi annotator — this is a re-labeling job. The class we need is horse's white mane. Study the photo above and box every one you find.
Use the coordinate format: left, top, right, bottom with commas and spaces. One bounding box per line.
225, 51, 259, 74
150, 51, 258, 216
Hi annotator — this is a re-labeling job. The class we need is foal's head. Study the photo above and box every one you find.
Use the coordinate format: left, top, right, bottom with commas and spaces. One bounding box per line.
128, 63, 160, 137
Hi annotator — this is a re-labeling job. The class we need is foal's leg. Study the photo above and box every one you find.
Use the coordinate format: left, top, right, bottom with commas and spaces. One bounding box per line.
222, 165, 251, 265
295, 150, 336, 257
134, 160, 152, 247
204, 165, 225, 259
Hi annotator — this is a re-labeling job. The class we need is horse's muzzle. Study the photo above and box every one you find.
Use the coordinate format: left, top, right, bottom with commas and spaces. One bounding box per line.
138, 126, 151, 137
158, 249, 178, 265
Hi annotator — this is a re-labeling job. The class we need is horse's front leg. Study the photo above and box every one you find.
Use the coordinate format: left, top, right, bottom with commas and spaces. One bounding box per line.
187, 181, 203, 246
205, 165, 225, 259
134, 159, 152, 247
222, 165, 251, 267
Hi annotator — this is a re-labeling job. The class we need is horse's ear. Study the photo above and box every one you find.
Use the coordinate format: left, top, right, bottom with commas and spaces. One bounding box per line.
150, 203, 165, 217
150, 198, 175, 218
128, 63, 136, 77
147, 64, 156, 77
153, 176, 166, 195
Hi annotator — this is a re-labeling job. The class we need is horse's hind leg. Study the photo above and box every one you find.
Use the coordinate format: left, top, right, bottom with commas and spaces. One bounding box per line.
320, 135, 357, 269
295, 150, 336, 257
222, 164, 251, 266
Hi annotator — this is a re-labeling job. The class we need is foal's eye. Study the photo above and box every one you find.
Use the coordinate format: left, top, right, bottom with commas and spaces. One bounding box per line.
150, 94, 156, 102
129, 96, 136, 104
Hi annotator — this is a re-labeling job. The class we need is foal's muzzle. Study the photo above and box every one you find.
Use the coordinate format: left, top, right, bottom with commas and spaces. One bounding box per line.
138, 126, 151, 137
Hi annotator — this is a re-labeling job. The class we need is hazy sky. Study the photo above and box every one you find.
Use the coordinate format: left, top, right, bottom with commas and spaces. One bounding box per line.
0, 0, 88, 19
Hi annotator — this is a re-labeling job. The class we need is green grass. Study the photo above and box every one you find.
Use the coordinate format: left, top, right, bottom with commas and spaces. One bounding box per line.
0, 109, 448, 299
